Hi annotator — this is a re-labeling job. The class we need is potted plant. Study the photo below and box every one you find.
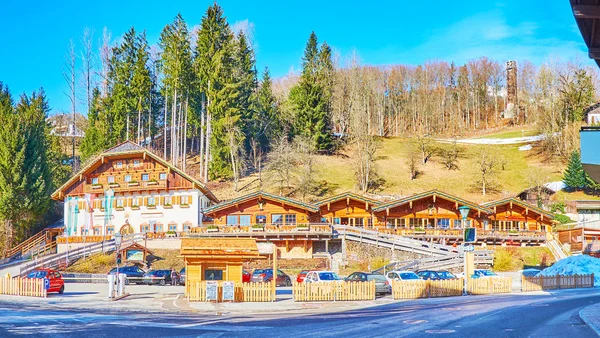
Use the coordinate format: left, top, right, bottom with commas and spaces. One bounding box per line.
131, 204, 140, 210
163, 203, 172, 209
147, 179, 159, 186
207, 225, 219, 233
508, 229, 519, 235
128, 180, 139, 187
296, 224, 310, 231
166, 230, 177, 238
91, 183, 102, 189
108, 182, 119, 188
180, 203, 190, 208
147, 203, 156, 210
414, 227, 425, 234
251, 224, 265, 231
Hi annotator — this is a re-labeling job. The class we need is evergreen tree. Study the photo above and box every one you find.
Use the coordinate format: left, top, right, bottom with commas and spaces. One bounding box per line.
289, 32, 335, 151
563, 151, 587, 189
80, 88, 108, 160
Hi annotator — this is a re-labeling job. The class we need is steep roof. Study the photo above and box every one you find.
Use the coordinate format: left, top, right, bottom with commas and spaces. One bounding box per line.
180, 238, 260, 258
373, 189, 492, 214
203, 191, 319, 214
482, 197, 555, 220
51, 141, 218, 203
316, 192, 382, 207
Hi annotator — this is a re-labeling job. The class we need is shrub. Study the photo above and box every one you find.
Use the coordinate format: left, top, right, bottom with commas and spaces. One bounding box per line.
554, 214, 573, 224
252, 224, 264, 229
549, 202, 566, 214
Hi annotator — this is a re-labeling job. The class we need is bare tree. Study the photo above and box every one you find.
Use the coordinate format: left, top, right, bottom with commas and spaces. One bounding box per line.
80, 28, 95, 115
98, 27, 111, 97
407, 141, 419, 180
476, 147, 497, 196
440, 140, 459, 170
266, 137, 295, 195
415, 130, 435, 164
63, 39, 77, 171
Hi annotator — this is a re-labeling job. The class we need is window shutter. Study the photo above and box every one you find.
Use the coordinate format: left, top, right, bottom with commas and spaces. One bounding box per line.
144, 197, 148, 206
127, 198, 132, 207
175, 195, 181, 205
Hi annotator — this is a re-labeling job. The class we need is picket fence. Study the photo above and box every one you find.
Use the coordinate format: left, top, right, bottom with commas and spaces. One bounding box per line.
292, 281, 376, 302
392, 279, 463, 299
468, 277, 512, 295
0, 277, 46, 298
186, 281, 273, 302
522, 274, 594, 292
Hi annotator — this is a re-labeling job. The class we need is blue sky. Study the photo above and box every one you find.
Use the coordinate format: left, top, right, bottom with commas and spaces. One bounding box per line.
0, 0, 592, 115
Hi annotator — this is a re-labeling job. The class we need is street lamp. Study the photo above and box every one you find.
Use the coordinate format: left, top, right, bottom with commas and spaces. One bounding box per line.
457, 205, 471, 295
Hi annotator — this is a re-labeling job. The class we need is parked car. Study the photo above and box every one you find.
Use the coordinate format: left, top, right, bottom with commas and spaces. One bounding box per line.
471, 269, 498, 279
297, 270, 309, 283
108, 266, 146, 285
250, 269, 292, 286
345, 272, 391, 295
385, 270, 421, 284
26, 269, 64, 294
142, 270, 173, 286
242, 270, 251, 283
521, 268, 541, 277
304, 271, 342, 283
417, 270, 457, 281
179, 267, 186, 285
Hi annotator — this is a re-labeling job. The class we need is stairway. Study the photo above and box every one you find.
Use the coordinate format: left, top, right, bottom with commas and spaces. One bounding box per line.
547, 238, 568, 261
5, 229, 50, 259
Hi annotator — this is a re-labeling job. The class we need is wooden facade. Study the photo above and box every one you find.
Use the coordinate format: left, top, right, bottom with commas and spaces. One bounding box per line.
180, 238, 260, 284
372, 190, 491, 229
318, 193, 380, 227
483, 198, 555, 232
203, 191, 321, 227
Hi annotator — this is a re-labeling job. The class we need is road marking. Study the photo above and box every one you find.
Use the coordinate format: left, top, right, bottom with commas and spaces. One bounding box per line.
404, 320, 428, 324
425, 329, 456, 334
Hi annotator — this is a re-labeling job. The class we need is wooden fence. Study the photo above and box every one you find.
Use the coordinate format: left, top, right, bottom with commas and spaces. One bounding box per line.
186, 281, 273, 302
0, 277, 46, 298
522, 274, 594, 292
292, 281, 376, 302
392, 279, 463, 299
468, 277, 512, 295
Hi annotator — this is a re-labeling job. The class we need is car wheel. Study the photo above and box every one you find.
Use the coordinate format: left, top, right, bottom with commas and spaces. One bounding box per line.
285, 279, 291, 287
160, 279, 166, 286
59, 285, 64, 294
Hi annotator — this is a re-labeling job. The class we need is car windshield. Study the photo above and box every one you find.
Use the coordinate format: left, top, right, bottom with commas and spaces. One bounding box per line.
481, 270, 497, 276
367, 274, 387, 282
399, 272, 420, 280
318, 272, 340, 281
299, 270, 308, 275
253, 269, 267, 275
438, 271, 456, 279
27, 271, 48, 278
180, 268, 185, 273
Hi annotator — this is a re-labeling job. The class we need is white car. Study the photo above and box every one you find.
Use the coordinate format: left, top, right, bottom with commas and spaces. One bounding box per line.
385, 270, 421, 284
304, 271, 342, 283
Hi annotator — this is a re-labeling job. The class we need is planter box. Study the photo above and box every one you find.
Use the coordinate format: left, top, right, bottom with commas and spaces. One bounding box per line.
91, 184, 103, 189
207, 228, 219, 233
131, 206, 140, 210
251, 227, 265, 232
163, 205, 173, 209
296, 227, 310, 231
508, 232, 519, 236
128, 182, 140, 187
414, 231, 425, 234
108, 183, 119, 188
147, 181, 159, 186
180, 204, 190, 209
147, 205, 156, 210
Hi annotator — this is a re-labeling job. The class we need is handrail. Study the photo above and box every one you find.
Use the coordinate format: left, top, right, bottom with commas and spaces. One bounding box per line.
6, 229, 49, 258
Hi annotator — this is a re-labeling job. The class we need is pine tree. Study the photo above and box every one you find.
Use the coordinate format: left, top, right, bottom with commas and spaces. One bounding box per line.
563, 151, 587, 189
290, 32, 335, 151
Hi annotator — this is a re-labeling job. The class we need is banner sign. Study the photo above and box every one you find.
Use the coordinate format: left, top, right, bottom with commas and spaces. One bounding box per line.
206, 281, 218, 301
222, 281, 235, 301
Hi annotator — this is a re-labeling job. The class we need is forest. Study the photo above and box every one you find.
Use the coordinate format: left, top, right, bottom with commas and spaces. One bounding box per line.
1, 2, 599, 251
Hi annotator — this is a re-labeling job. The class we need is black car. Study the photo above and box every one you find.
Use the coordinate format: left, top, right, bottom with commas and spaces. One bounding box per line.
142, 270, 174, 286
416, 270, 457, 281
108, 266, 146, 285
345, 272, 391, 295
250, 269, 292, 286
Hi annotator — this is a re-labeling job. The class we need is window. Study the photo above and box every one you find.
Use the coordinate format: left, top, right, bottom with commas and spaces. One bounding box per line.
159, 172, 167, 180
93, 227, 101, 235
124, 175, 132, 183
227, 215, 238, 226
181, 195, 190, 205
116, 161, 123, 169
183, 223, 191, 231
92, 177, 99, 185
142, 173, 149, 181
81, 227, 89, 235
409, 218, 419, 228
272, 214, 283, 225
239, 215, 251, 226
256, 215, 267, 224
106, 227, 114, 235
155, 224, 163, 232
437, 218, 450, 229
132, 197, 140, 207
116, 198, 124, 208
148, 196, 156, 206
169, 224, 177, 232
134, 159, 141, 167
141, 224, 149, 233
285, 214, 296, 225
454, 220, 462, 228
354, 218, 364, 227
164, 196, 172, 205
205, 269, 223, 281
333, 218, 341, 225
107, 176, 115, 184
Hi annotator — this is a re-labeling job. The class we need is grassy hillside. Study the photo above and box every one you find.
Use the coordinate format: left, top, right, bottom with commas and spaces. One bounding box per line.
210, 136, 565, 203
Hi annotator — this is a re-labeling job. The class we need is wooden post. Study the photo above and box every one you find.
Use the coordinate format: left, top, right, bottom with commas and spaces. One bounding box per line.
272, 243, 277, 302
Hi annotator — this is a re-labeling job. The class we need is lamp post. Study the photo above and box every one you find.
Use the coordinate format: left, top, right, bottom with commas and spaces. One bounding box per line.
458, 206, 470, 295
104, 189, 114, 253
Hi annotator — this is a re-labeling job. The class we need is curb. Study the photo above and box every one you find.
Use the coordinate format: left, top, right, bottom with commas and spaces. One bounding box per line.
580, 304, 600, 336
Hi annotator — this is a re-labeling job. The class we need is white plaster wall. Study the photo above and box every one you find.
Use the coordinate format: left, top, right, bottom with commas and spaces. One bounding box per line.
67, 189, 212, 235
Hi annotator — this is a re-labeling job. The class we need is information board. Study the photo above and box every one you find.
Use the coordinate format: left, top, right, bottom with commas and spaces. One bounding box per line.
206, 281, 219, 301
222, 281, 235, 302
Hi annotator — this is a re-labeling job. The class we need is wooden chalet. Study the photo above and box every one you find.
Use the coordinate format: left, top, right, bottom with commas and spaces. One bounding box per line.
317, 192, 382, 226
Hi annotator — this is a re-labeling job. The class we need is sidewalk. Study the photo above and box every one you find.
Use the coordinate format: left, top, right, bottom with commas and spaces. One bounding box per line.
580, 303, 600, 336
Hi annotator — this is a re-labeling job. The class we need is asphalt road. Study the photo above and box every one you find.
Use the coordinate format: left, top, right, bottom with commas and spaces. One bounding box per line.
0, 289, 598, 337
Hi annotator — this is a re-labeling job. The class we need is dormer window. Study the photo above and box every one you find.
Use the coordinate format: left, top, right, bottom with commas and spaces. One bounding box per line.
116, 161, 123, 169
134, 159, 141, 168
92, 178, 99, 185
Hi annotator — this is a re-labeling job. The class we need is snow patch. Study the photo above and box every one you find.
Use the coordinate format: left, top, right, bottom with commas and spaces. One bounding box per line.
539, 255, 600, 286
518, 144, 532, 151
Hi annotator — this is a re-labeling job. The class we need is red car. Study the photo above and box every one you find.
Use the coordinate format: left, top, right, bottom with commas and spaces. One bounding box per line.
242, 270, 251, 283
26, 269, 65, 294
297, 270, 309, 283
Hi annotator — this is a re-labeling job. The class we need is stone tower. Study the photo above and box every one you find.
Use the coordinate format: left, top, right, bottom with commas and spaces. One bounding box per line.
504, 60, 517, 119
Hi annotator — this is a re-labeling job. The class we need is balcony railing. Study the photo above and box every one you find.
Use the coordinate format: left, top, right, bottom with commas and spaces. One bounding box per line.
372, 227, 547, 241
84, 180, 167, 193
192, 223, 332, 235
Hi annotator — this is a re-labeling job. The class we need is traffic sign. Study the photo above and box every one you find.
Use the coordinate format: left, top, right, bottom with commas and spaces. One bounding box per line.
43, 278, 50, 290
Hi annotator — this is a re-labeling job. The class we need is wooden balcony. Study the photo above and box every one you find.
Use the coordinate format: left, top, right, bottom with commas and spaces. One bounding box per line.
190, 223, 333, 239
84, 180, 167, 193
372, 227, 547, 243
